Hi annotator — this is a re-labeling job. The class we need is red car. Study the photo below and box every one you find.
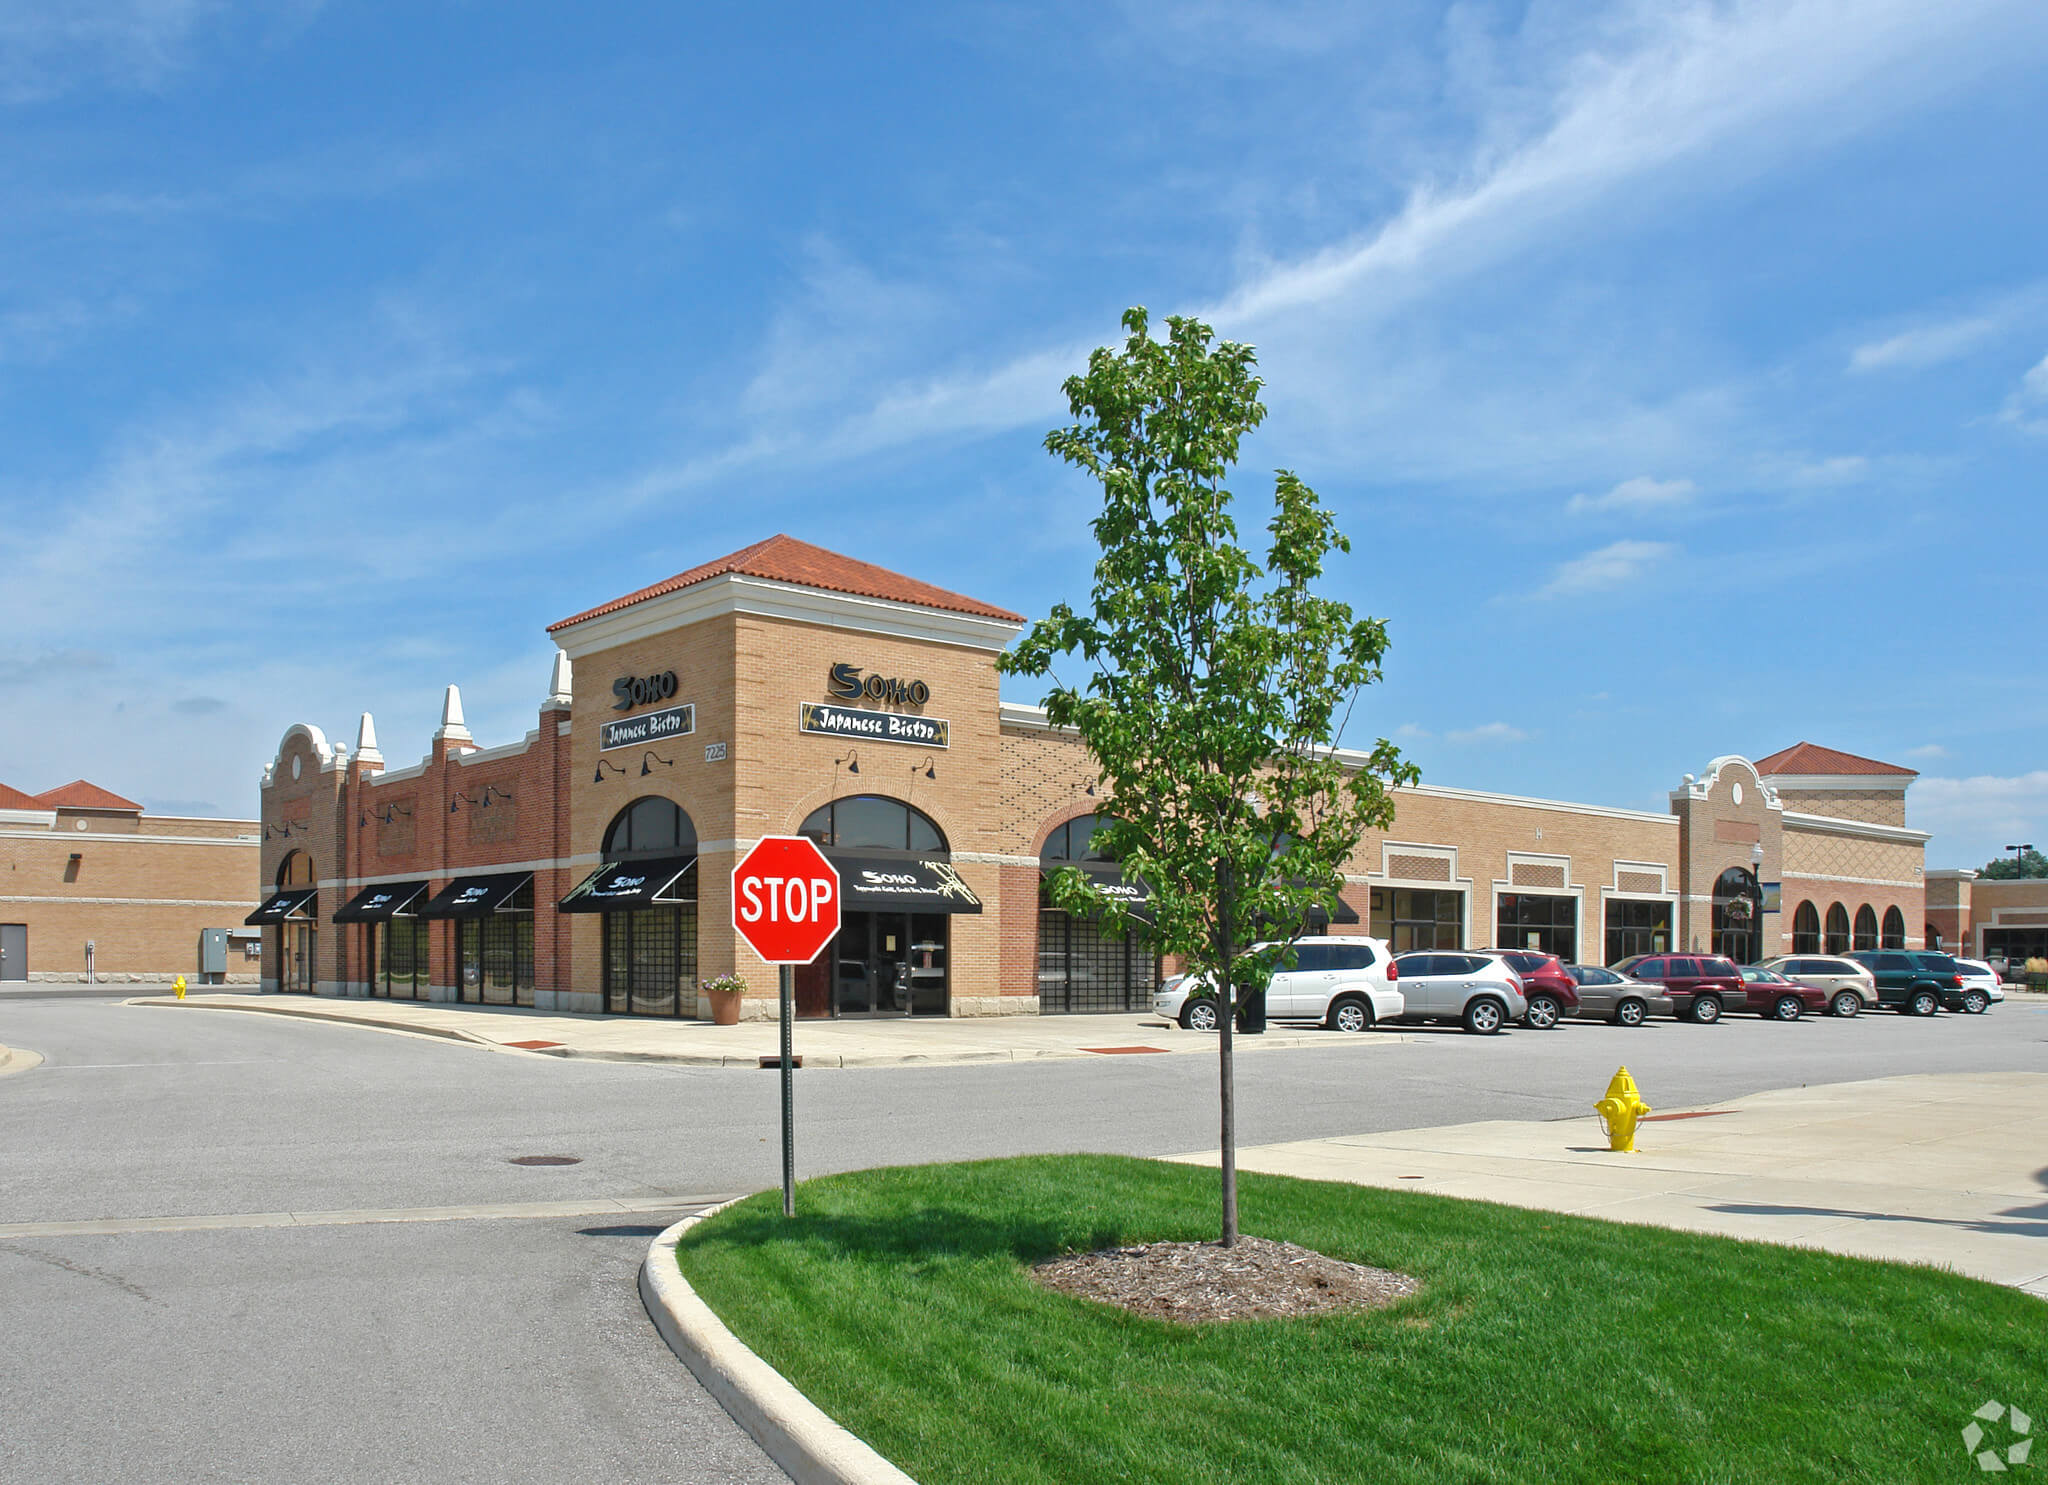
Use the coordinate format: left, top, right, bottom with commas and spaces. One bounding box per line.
1611, 953, 1748, 1024
1736, 966, 1831, 1021
1488, 949, 1580, 1030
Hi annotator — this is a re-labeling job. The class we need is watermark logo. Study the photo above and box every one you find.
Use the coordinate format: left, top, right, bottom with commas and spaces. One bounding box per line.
1963, 1400, 2032, 1473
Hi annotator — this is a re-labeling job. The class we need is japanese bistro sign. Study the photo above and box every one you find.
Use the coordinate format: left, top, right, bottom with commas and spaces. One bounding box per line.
600, 703, 696, 751
799, 701, 948, 749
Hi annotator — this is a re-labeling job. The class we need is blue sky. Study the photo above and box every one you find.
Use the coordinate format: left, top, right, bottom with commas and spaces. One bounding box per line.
1, 1, 2043, 870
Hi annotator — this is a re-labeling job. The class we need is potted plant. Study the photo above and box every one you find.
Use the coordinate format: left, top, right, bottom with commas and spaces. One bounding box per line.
701, 972, 747, 1025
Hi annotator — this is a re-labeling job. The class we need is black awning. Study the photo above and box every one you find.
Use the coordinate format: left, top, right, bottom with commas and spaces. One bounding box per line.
331, 880, 429, 923
1304, 894, 1361, 926
418, 872, 534, 919
245, 888, 317, 926
1040, 862, 1154, 922
555, 857, 697, 914
832, 853, 983, 914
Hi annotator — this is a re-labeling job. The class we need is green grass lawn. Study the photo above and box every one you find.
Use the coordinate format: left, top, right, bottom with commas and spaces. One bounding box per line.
674, 1156, 2044, 1485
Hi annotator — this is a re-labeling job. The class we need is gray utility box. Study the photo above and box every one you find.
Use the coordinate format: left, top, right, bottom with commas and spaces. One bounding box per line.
199, 928, 229, 982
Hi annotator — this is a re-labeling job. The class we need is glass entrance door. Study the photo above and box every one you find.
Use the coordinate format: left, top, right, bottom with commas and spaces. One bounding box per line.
832, 911, 948, 1016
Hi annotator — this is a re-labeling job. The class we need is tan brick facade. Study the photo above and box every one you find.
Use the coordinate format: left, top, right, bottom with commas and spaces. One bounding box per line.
1, 801, 259, 982
250, 539, 1933, 1019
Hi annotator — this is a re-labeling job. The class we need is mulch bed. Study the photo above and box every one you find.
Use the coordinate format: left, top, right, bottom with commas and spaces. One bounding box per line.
1031, 1236, 1419, 1325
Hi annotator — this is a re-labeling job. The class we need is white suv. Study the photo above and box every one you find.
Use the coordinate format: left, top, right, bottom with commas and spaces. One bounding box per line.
1153, 936, 1402, 1032
1388, 951, 1528, 1034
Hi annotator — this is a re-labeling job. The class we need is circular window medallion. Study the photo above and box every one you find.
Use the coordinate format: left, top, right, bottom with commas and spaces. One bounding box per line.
75, 819, 88, 831
1731, 782, 1743, 805
291, 755, 302, 780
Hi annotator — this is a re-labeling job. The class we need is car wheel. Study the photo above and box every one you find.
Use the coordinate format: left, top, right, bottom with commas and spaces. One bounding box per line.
1180, 999, 1219, 1032
1614, 998, 1647, 1027
1524, 994, 1561, 1030
1690, 995, 1722, 1025
1327, 994, 1373, 1033
1910, 990, 1939, 1017
1463, 997, 1505, 1034
1962, 990, 1989, 1015
1772, 994, 1803, 1022
1829, 990, 1862, 1019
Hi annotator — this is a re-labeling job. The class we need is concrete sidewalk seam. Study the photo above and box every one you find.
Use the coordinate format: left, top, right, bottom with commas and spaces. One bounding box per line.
641, 1204, 918, 1485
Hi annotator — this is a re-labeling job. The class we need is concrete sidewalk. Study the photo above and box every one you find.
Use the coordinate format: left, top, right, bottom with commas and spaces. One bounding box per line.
1173, 1071, 2048, 1298
129, 991, 1413, 1068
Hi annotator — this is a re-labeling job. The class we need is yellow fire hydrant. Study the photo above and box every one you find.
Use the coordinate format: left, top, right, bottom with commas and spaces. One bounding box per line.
1595, 1066, 1650, 1153
173, 975, 186, 1001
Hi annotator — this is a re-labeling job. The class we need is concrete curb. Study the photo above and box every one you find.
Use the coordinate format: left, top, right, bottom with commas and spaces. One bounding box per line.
126, 997, 499, 1048
640, 1203, 918, 1485
0, 1043, 44, 1078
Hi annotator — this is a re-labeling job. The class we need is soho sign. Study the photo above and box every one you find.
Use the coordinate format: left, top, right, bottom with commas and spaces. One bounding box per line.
828, 662, 930, 707
613, 670, 678, 712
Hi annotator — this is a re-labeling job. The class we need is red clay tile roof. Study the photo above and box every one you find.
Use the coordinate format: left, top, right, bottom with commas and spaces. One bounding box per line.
0, 782, 44, 810
1753, 742, 1916, 778
548, 534, 1024, 632
34, 780, 144, 811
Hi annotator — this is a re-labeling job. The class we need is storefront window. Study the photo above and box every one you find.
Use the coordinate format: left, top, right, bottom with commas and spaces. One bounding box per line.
382, 917, 431, 999
1853, 904, 1879, 952
1825, 903, 1851, 954
1604, 900, 1671, 964
597, 798, 700, 1018
1370, 888, 1463, 952
800, 796, 944, 852
1497, 893, 1576, 960
459, 882, 534, 1006
1881, 906, 1905, 950
1034, 812, 1155, 1013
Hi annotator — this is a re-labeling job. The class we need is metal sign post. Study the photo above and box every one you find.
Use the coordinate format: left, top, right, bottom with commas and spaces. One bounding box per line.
730, 836, 841, 1220
780, 963, 795, 1216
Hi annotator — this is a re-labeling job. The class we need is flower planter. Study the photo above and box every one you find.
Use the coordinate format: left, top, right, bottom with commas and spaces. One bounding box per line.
710, 991, 742, 1026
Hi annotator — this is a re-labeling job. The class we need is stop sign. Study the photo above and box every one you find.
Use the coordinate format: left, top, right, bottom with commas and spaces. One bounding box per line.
731, 836, 842, 965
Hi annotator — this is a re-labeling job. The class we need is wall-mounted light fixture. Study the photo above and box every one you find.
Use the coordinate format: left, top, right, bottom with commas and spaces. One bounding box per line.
835, 749, 860, 777
593, 758, 627, 785
361, 803, 411, 826
449, 791, 479, 813
480, 785, 514, 808
913, 758, 935, 781
638, 750, 675, 778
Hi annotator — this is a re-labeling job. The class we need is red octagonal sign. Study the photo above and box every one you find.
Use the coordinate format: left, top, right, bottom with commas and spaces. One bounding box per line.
731, 835, 842, 965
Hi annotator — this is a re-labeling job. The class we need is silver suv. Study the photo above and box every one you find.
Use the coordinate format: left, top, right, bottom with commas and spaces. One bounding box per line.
1153, 936, 1401, 1032
1759, 955, 1876, 1017
1388, 951, 1527, 1034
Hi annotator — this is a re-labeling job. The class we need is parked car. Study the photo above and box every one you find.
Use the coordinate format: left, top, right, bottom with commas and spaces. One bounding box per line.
1563, 964, 1674, 1026
1736, 965, 1830, 1020
1610, 953, 1747, 1024
1758, 954, 1877, 1018
1486, 949, 1581, 1029
1154, 936, 1403, 1032
1388, 951, 1528, 1034
1949, 957, 2002, 1013
1844, 950, 1970, 1015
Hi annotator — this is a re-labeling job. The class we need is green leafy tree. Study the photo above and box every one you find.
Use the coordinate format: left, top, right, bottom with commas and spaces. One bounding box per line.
1000, 308, 1416, 1246
1980, 847, 2048, 880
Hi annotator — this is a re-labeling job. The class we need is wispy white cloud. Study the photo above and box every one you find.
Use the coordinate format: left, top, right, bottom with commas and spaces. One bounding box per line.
1904, 743, 1949, 760
1446, 721, 1529, 744
1849, 313, 2003, 372
1998, 351, 2048, 434
1915, 770, 2048, 857
1566, 475, 1696, 515
1394, 723, 1433, 741
1533, 539, 1675, 599
0, 0, 225, 101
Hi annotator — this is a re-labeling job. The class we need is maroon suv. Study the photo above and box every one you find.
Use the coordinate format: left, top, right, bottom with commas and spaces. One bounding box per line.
1488, 950, 1580, 1030
1611, 953, 1747, 1024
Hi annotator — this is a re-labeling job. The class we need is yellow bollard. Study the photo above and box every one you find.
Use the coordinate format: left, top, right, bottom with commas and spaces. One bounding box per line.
173, 975, 186, 1001
1595, 1065, 1650, 1153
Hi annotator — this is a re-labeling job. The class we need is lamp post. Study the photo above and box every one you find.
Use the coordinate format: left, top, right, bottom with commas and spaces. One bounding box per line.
2006, 844, 2034, 878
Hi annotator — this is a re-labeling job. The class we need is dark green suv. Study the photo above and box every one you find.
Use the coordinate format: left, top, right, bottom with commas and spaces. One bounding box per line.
1845, 950, 1969, 1015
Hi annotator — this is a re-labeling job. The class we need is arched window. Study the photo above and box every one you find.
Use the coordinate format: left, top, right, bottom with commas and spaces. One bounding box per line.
1825, 903, 1851, 955
597, 797, 698, 1018
1792, 901, 1820, 955
1041, 813, 1116, 863
277, 849, 315, 889
799, 795, 945, 853
1925, 924, 1942, 951
1881, 906, 1905, 949
1853, 904, 1879, 952
603, 796, 697, 861
1710, 866, 1762, 964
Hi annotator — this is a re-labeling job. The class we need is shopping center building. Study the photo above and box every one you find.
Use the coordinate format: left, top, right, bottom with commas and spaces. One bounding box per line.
2, 780, 261, 982
251, 536, 1933, 1017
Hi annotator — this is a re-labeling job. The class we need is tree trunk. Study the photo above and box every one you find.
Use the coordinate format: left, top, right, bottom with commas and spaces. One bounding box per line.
1216, 858, 1239, 1248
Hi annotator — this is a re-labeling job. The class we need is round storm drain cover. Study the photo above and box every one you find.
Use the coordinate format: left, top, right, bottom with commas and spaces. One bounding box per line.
509, 1155, 582, 1167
